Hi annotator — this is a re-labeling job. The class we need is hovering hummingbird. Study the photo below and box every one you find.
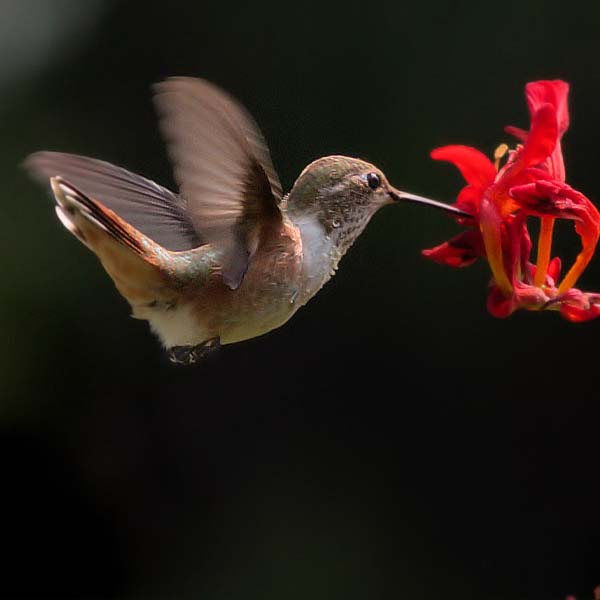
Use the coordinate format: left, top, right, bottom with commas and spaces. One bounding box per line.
26, 77, 469, 364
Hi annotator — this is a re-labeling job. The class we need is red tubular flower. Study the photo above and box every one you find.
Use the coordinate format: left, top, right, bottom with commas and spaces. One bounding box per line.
423, 80, 600, 322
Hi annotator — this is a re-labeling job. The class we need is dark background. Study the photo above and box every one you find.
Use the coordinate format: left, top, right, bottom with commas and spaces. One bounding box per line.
1, 1, 599, 598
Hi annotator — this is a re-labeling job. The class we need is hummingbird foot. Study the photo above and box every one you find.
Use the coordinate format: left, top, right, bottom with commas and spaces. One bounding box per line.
167, 337, 221, 365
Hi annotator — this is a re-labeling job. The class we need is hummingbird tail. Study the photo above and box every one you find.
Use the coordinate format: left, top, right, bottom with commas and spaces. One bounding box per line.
49, 177, 173, 310
51, 177, 148, 256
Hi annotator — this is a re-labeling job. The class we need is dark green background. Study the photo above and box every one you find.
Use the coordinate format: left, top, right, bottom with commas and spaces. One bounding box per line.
1, 1, 599, 598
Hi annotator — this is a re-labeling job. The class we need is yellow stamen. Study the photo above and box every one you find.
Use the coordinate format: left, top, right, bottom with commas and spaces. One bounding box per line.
494, 143, 509, 171
534, 217, 555, 287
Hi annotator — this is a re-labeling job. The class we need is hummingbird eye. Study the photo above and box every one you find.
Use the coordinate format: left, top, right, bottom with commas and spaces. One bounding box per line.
363, 172, 381, 190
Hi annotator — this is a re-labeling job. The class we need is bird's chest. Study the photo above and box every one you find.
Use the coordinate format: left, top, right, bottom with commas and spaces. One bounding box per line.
293, 214, 339, 304
220, 242, 304, 340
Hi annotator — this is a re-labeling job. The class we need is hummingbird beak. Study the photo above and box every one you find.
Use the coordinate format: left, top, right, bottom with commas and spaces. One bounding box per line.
388, 187, 473, 219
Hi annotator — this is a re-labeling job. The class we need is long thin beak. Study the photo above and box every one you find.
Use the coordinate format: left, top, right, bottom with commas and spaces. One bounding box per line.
389, 188, 473, 219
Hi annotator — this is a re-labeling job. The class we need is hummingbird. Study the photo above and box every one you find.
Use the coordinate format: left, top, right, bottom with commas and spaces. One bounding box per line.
25, 77, 469, 364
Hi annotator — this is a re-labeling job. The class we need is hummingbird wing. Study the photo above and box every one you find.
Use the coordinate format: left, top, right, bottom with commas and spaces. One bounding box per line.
24, 152, 202, 252
153, 77, 284, 290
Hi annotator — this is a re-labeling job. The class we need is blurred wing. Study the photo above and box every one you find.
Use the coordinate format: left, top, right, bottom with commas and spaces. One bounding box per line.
25, 152, 202, 252
153, 77, 284, 289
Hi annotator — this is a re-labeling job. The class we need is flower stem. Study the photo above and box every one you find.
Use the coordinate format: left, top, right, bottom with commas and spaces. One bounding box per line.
534, 217, 555, 287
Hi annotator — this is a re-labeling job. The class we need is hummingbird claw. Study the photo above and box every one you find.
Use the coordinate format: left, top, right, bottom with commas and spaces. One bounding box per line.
167, 337, 220, 365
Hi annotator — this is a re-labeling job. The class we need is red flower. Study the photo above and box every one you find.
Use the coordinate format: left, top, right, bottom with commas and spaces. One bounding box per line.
423, 80, 600, 321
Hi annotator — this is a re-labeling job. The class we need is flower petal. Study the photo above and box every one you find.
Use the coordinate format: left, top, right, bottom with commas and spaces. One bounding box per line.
547, 256, 562, 284
511, 180, 600, 226
506, 82, 569, 179
510, 181, 553, 213
561, 302, 600, 322
431, 145, 496, 190
422, 229, 484, 268
512, 280, 550, 308
487, 285, 514, 318
525, 80, 570, 135
525, 80, 569, 181
479, 194, 513, 295
456, 184, 483, 218
559, 289, 600, 322
520, 103, 559, 168
504, 125, 528, 142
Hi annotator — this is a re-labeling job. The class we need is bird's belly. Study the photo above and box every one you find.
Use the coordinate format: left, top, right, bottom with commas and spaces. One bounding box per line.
145, 279, 301, 348
217, 241, 305, 344
147, 303, 211, 348
219, 296, 299, 345
146, 232, 306, 348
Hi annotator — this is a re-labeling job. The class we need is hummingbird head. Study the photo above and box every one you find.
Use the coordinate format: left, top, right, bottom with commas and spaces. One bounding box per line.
285, 155, 468, 256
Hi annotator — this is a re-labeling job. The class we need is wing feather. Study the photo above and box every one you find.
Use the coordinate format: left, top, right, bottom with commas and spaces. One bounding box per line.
153, 77, 283, 289
25, 152, 201, 252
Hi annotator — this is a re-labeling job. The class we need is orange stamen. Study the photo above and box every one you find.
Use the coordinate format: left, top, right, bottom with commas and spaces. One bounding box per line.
534, 216, 555, 287
558, 244, 597, 294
